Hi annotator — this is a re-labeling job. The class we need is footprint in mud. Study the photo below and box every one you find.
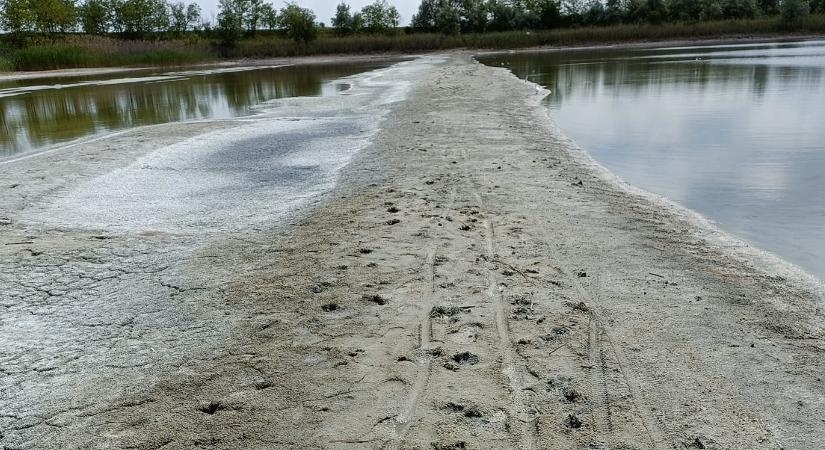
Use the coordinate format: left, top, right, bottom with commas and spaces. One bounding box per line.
198, 401, 223, 415
441, 401, 483, 418
429, 305, 463, 318
254, 380, 273, 390
562, 387, 581, 403
362, 294, 388, 305
432, 442, 467, 450
564, 301, 589, 312
565, 413, 582, 429
452, 351, 479, 365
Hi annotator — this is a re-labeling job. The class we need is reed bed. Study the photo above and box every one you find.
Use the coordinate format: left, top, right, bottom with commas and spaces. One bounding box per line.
1, 15, 823, 71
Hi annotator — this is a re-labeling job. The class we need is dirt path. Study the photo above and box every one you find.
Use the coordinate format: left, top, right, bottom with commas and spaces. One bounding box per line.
2, 55, 824, 449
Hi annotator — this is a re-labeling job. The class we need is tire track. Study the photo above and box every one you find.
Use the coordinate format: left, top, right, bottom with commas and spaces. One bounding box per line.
536, 227, 675, 450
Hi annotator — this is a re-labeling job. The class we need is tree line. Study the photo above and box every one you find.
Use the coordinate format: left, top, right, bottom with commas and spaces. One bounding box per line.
0, 0, 204, 36
1, 0, 821, 42
409, 0, 822, 33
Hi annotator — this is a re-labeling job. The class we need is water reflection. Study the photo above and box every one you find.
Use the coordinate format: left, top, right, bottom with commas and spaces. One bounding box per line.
0, 62, 393, 156
480, 40, 825, 280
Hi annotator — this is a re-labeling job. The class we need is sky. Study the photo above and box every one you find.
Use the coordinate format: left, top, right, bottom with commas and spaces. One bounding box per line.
193, 0, 419, 26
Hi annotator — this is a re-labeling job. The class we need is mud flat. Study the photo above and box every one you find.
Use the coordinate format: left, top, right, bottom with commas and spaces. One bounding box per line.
2, 55, 825, 449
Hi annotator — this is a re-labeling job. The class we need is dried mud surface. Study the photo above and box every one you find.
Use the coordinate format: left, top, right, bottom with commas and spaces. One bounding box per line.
2, 55, 824, 450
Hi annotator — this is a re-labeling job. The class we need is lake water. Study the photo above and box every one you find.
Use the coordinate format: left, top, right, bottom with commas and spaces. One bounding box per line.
479, 40, 825, 281
0, 60, 395, 157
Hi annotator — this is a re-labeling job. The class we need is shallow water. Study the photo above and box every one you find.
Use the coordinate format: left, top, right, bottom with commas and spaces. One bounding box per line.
0, 61, 395, 157
480, 40, 825, 281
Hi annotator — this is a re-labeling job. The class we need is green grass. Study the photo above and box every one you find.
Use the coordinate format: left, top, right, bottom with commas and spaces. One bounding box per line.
6, 46, 214, 71
1, 15, 824, 71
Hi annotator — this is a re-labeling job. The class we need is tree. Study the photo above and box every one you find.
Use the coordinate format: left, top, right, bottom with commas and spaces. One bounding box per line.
604, 0, 625, 23
533, 0, 563, 28
115, 0, 169, 36
723, 0, 757, 18
278, 2, 318, 42
1, 0, 35, 33
780, 0, 809, 24
245, 0, 265, 33
698, 0, 724, 19
460, 0, 488, 32
185, 2, 201, 30
411, 0, 438, 30
332, 2, 354, 34
361, 0, 400, 33
757, 0, 780, 14
217, 0, 246, 43
435, 0, 460, 34
29, 0, 78, 33
170, 1, 187, 33
80, 0, 110, 34
261, 3, 277, 29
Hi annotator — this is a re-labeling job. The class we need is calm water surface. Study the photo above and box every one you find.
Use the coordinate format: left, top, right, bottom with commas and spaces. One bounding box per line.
480, 40, 825, 280
0, 61, 395, 157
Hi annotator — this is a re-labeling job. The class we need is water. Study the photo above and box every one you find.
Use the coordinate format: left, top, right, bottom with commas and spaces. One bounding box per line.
0, 61, 397, 157
479, 40, 825, 281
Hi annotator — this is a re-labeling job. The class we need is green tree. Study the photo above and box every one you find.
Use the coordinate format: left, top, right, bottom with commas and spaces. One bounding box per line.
435, 0, 460, 33
668, 0, 701, 20
245, 0, 265, 33
30, 0, 78, 33
278, 2, 318, 42
461, 0, 488, 32
758, 0, 780, 14
80, 0, 109, 33
698, 0, 724, 19
604, 0, 625, 23
170, 1, 187, 33
332, 2, 354, 34
723, 0, 757, 18
532, 0, 562, 28
217, 0, 246, 43
185, 2, 201, 30
780, 0, 809, 24
116, 0, 169, 36
1, 0, 35, 33
361, 0, 400, 32
261, 2, 277, 29
411, 0, 438, 30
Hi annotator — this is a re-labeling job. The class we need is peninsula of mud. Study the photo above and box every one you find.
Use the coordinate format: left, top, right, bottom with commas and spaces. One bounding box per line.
1, 54, 824, 450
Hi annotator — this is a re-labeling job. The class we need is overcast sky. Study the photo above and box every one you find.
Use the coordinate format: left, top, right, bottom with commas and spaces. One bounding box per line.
193, 0, 419, 26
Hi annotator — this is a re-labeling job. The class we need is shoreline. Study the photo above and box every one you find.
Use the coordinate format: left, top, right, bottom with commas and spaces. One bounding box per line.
519, 73, 825, 301
1, 32, 822, 82
473, 33, 825, 56
2, 53, 824, 448
0, 53, 414, 83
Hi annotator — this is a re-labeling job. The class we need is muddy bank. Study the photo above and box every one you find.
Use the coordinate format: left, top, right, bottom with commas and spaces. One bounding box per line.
474, 34, 825, 57
0, 54, 413, 83
1, 55, 824, 450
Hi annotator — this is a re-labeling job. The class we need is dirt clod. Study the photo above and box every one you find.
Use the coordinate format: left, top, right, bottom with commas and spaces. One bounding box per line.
198, 401, 223, 415
452, 352, 479, 365
565, 414, 582, 429
362, 294, 387, 305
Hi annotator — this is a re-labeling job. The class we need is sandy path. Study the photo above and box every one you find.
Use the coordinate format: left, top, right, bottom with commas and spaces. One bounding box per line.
2, 55, 824, 449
